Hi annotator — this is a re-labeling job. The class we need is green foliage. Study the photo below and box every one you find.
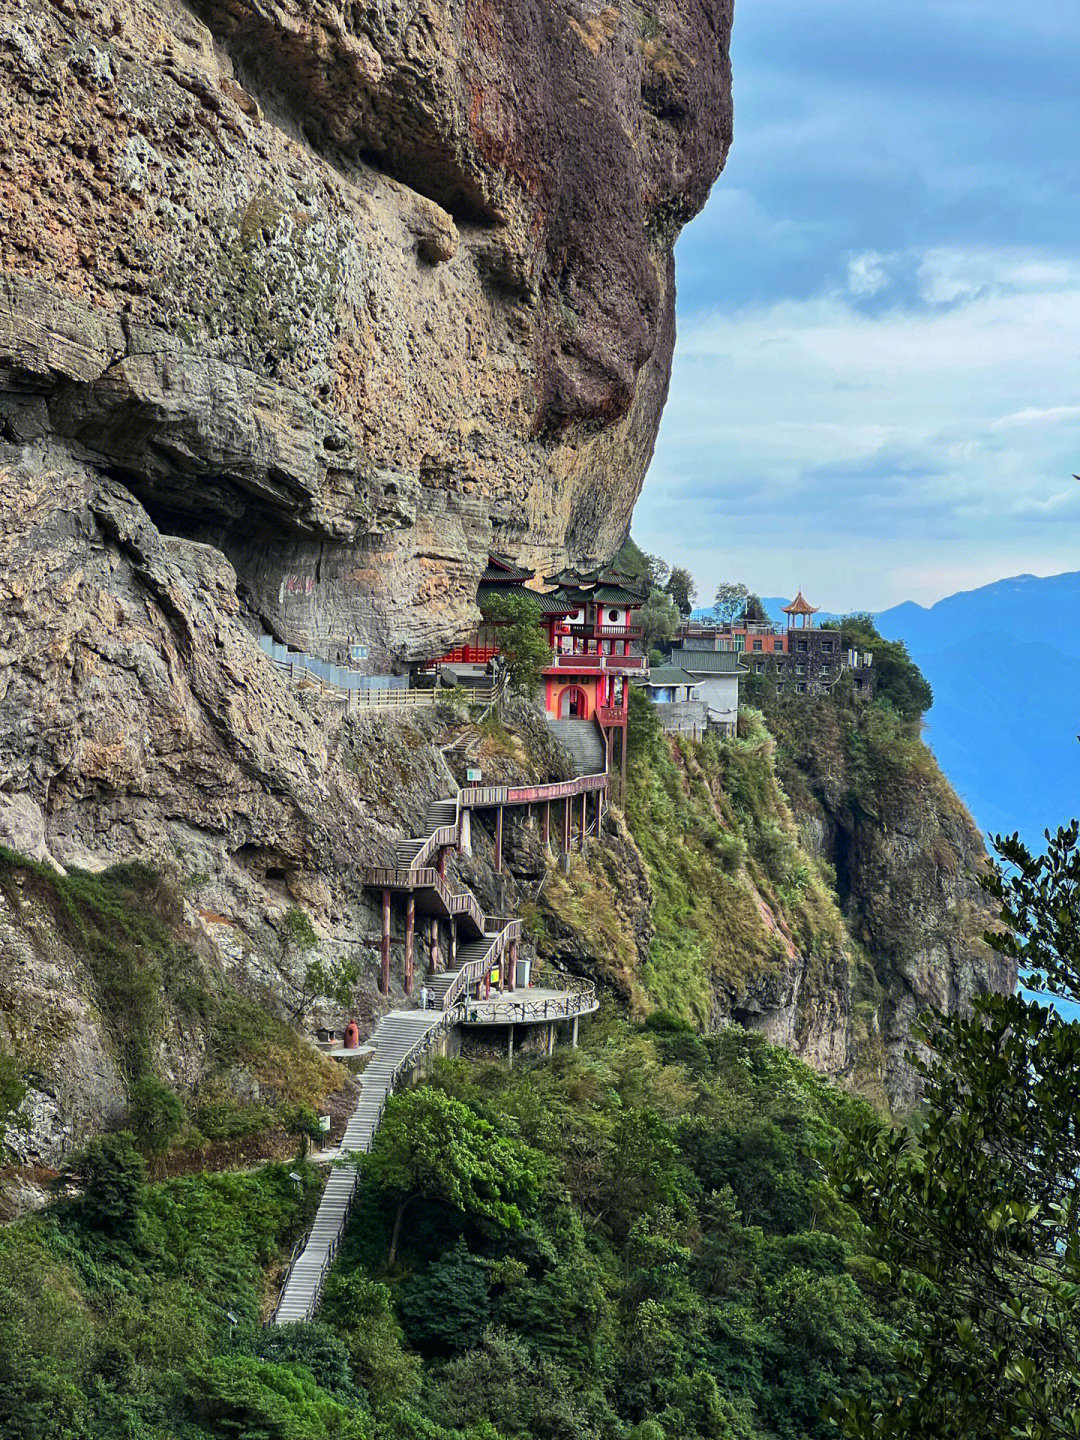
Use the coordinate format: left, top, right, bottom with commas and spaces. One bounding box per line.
830, 814, 1080, 1439
400, 1238, 490, 1354
713, 581, 750, 624
822, 614, 932, 719
62, 1129, 147, 1235
0, 1043, 28, 1153
322, 1024, 898, 1439
479, 591, 553, 697
639, 587, 681, 652
665, 565, 697, 616
192, 1354, 372, 1438
357, 1087, 545, 1262
624, 700, 846, 1024
0, 1162, 322, 1438
128, 1075, 188, 1155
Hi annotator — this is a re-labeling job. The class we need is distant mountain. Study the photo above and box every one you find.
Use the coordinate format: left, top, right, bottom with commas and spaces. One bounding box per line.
875, 573, 1080, 848
695, 573, 1080, 848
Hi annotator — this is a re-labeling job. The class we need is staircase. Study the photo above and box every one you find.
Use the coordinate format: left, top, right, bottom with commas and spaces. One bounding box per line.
395, 799, 459, 869
271, 1008, 446, 1325
546, 718, 606, 777
428, 927, 515, 1009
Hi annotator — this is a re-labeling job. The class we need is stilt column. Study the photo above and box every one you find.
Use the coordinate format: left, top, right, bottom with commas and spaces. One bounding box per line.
380, 889, 391, 995
404, 894, 415, 995
494, 805, 504, 873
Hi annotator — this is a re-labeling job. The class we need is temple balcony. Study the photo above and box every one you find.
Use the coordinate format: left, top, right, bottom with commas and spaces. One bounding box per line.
563, 623, 642, 641
544, 652, 647, 674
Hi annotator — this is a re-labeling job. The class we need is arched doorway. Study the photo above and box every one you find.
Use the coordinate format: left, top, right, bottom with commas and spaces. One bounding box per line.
559, 686, 588, 719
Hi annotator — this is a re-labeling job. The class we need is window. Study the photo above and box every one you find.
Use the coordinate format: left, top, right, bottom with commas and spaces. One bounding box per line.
776, 682, 786, 693
795, 664, 805, 675
821, 639, 833, 652
797, 638, 808, 652
755, 661, 765, 673
752, 639, 763, 651
796, 682, 807, 693
608, 609, 621, 623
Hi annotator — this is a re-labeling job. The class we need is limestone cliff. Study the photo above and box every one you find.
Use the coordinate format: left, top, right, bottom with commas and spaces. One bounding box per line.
0, 0, 731, 669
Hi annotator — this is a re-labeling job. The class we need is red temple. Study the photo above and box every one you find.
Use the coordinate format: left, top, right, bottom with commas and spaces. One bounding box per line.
428, 556, 648, 793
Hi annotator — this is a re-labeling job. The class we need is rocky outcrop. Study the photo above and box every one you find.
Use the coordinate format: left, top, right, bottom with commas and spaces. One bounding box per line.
0, 0, 732, 669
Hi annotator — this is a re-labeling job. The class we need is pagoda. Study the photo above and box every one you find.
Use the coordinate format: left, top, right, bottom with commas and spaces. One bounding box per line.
781, 590, 819, 630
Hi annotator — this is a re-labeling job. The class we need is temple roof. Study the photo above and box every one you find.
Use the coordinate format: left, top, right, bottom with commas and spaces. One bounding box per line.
479, 582, 576, 613
481, 554, 535, 583
781, 590, 819, 616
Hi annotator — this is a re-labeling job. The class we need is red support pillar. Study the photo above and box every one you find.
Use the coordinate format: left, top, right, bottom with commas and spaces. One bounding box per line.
562, 797, 571, 852
450, 917, 458, 970
543, 799, 551, 850
580, 790, 587, 849
494, 805, 503, 873
429, 918, 440, 974
506, 939, 518, 992
380, 889, 391, 995
404, 894, 415, 995
436, 848, 446, 880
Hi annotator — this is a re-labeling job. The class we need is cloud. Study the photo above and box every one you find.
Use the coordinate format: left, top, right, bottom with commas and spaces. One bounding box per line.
638, 247, 1080, 607
847, 251, 893, 297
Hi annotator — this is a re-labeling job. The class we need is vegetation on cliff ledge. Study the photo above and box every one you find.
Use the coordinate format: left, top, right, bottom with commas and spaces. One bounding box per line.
0, 1017, 901, 1440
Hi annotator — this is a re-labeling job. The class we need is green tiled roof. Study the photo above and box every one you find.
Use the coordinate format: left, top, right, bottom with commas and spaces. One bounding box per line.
478, 582, 575, 613
482, 555, 534, 582
670, 648, 747, 674
644, 666, 700, 687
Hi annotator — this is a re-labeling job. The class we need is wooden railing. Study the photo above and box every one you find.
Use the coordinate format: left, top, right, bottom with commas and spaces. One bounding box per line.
460, 773, 607, 810
439, 920, 522, 1011
564, 624, 642, 641
546, 652, 647, 672
363, 866, 487, 934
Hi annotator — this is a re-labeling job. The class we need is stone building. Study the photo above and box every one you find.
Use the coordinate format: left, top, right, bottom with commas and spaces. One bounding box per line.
639, 666, 707, 738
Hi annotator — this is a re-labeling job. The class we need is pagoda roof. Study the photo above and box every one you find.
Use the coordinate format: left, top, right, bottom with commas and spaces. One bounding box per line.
479, 583, 576, 614
781, 590, 819, 616
481, 554, 535, 583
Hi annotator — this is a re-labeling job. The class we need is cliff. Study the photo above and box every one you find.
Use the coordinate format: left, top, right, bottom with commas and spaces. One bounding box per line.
532, 693, 1012, 1108
0, 0, 731, 669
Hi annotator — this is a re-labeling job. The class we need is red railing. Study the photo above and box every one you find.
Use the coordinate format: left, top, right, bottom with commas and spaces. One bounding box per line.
432, 645, 497, 665
596, 704, 626, 726
545, 653, 647, 673
564, 624, 642, 641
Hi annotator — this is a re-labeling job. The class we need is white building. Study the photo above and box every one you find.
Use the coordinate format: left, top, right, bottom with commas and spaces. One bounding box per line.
668, 648, 746, 735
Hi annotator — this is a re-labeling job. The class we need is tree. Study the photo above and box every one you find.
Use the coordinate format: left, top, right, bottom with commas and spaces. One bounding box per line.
63, 1130, 146, 1235
644, 553, 671, 590
665, 567, 697, 617
400, 1237, 491, 1354
743, 593, 768, 623
713, 582, 749, 625
823, 614, 932, 719
830, 816, 1080, 1440
354, 1087, 544, 1264
480, 591, 553, 698
127, 1074, 187, 1155
639, 588, 680, 654
279, 907, 360, 1024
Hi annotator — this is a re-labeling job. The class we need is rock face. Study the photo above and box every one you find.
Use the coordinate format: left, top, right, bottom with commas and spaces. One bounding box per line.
0, 0, 732, 670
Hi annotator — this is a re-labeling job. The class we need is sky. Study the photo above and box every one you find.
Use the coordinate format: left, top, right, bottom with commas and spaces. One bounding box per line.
634, 0, 1080, 611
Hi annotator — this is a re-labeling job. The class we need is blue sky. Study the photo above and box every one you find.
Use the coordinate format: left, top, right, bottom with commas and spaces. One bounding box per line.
635, 0, 1080, 610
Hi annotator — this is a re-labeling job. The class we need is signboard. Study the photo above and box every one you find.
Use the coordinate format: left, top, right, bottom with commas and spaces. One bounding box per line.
319, 1115, 331, 1133
348, 644, 369, 663
466, 767, 482, 784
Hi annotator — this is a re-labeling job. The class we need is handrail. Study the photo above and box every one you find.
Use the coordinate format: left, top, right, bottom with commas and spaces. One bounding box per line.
410, 819, 459, 870
457, 989, 599, 1026
363, 866, 487, 933
439, 920, 522, 1011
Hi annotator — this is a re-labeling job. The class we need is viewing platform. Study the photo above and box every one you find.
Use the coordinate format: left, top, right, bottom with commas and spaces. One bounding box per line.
456, 980, 597, 1027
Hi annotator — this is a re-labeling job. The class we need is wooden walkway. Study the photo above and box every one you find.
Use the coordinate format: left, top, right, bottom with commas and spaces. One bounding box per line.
272, 760, 607, 1325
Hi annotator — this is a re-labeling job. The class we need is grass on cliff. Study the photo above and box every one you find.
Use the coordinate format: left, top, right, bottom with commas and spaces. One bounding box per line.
622, 692, 847, 1027
0, 849, 340, 1155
